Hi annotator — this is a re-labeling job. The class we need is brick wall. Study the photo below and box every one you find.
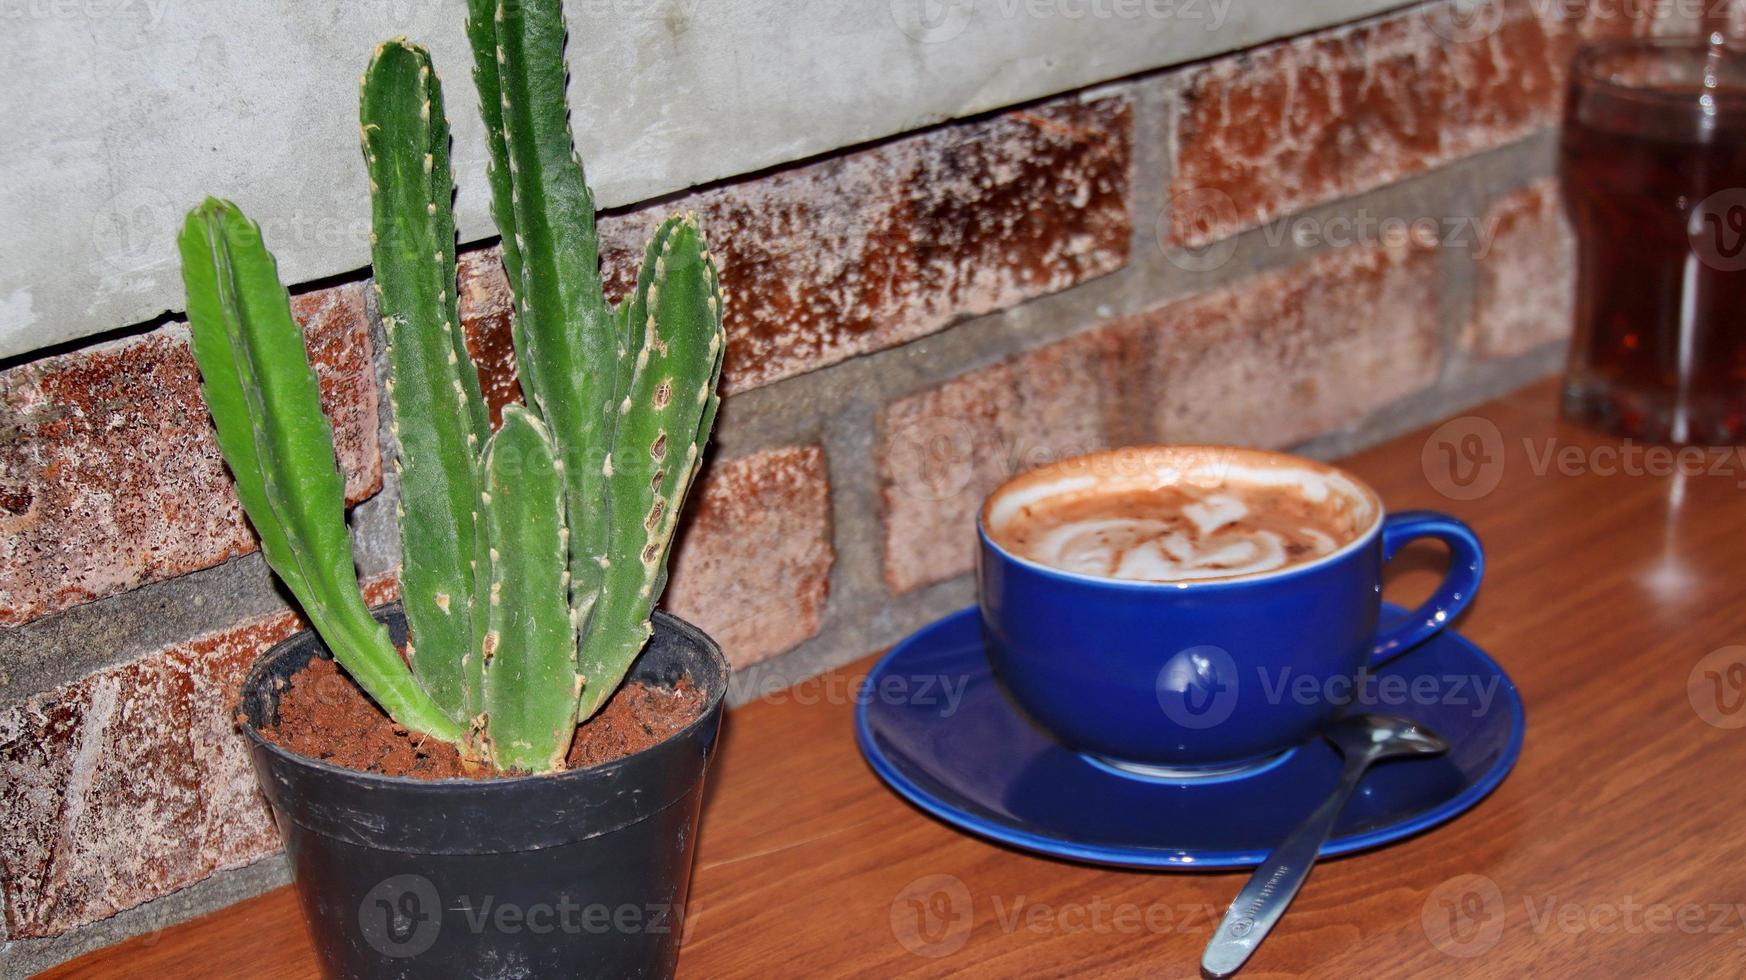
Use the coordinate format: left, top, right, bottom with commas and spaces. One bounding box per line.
0, 0, 1683, 971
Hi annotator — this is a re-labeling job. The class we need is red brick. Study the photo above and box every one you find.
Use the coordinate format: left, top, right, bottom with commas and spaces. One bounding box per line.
1465, 180, 1575, 359
879, 331, 1123, 594
880, 242, 1440, 592
1168, 0, 1661, 247
1134, 243, 1442, 444
663, 447, 834, 669
0, 285, 382, 626
456, 250, 522, 429
0, 578, 400, 938
0, 617, 290, 937
459, 93, 1132, 396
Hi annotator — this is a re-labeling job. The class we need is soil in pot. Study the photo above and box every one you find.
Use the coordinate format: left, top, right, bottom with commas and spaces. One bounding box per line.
259, 656, 708, 778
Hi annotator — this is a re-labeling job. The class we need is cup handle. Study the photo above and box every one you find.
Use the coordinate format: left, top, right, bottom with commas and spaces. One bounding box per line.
1369, 511, 1485, 668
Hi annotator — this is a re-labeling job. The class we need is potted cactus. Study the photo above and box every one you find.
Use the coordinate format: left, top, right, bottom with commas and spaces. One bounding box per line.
180, 0, 727, 976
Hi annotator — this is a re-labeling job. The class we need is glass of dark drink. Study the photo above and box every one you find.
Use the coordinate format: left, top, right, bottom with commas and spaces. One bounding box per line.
1561, 39, 1746, 445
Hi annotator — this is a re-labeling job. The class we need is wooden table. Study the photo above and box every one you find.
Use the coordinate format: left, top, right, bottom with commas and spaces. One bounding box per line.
45, 380, 1746, 978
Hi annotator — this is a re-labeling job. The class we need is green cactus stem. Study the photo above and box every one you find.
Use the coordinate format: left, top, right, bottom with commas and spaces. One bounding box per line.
179, 199, 464, 745
479, 405, 582, 772
463, 0, 520, 308
474, 0, 618, 638
361, 38, 492, 725
465, 0, 726, 724
575, 214, 725, 721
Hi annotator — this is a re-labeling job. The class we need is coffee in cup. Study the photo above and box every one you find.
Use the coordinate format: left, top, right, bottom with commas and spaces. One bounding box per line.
976, 445, 1483, 777
982, 448, 1377, 583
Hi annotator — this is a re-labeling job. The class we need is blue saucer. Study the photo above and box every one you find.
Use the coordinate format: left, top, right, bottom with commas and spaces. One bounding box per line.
855, 604, 1523, 869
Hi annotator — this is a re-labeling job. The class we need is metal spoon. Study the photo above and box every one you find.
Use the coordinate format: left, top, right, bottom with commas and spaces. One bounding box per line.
1200, 714, 1449, 978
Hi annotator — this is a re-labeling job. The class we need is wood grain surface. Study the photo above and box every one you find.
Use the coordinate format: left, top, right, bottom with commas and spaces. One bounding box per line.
42, 380, 1746, 978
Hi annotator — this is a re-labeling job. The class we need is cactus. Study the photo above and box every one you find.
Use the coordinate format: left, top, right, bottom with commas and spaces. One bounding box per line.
178, 199, 464, 746
479, 406, 580, 771
361, 40, 492, 725
470, 0, 617, 642
181, 0, 723, 774
469, 0, 724, 724
576, 216, 725, 720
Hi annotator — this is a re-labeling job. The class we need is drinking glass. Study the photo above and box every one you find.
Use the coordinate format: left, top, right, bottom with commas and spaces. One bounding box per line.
1561, 39, 1746, 445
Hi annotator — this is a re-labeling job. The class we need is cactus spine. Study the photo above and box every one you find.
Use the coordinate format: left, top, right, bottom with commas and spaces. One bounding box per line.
182, 0, 723, 773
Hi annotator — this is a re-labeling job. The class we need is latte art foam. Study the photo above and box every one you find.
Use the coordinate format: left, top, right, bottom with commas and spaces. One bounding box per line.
984, 448, 1379, 584
1020, 493, 1340, 580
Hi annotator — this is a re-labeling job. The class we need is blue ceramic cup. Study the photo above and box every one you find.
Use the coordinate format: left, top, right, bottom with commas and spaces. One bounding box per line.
976, 446, 1483, 778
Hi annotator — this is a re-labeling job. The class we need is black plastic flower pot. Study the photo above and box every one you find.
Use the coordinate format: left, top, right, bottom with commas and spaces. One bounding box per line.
238, 604, 728, 980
